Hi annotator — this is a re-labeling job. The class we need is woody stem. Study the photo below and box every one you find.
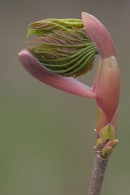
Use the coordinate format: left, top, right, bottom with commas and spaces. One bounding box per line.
88, 152, 109, 195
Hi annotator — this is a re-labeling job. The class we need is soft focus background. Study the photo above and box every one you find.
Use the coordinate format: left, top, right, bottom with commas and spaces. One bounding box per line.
0, 1, 130, 195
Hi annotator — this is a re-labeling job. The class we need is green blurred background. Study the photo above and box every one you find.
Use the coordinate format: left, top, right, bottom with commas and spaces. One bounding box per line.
0, 1, 130, 194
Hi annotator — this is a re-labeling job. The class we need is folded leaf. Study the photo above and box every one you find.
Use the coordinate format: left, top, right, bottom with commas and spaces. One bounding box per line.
27, 18, 84, 37
27, 20, 98, 77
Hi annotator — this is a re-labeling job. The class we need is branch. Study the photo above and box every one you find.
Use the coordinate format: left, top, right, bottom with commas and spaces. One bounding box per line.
88, 152, 109, 195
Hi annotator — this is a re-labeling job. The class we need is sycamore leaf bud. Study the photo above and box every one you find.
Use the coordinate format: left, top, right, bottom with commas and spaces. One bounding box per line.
26, 18, 98, 77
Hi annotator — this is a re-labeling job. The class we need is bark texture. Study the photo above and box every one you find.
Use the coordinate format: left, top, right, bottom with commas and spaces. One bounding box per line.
88, 152, 109, 195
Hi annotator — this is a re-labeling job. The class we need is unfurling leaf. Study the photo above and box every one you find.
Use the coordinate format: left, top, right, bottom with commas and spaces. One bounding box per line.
26, 18, 98, 77
27, 18, 84, 37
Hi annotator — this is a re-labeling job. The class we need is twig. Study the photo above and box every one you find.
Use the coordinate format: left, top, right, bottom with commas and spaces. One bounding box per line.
88, 152, 109, 195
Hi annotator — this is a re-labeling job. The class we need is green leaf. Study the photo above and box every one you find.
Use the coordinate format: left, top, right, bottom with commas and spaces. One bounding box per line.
26, 18, 98, 77
27, 18, 84, 38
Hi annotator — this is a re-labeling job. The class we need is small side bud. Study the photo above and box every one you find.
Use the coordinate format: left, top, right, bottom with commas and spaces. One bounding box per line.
105, 139, 118, 149
101, 146, 113, 158
101, 139, 118, 158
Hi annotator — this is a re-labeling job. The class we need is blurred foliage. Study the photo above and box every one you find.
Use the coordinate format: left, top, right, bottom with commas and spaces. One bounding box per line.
0, 94, 69, 195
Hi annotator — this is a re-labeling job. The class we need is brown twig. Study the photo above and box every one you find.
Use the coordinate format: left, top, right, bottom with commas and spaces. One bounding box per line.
88, 152, 109, 195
